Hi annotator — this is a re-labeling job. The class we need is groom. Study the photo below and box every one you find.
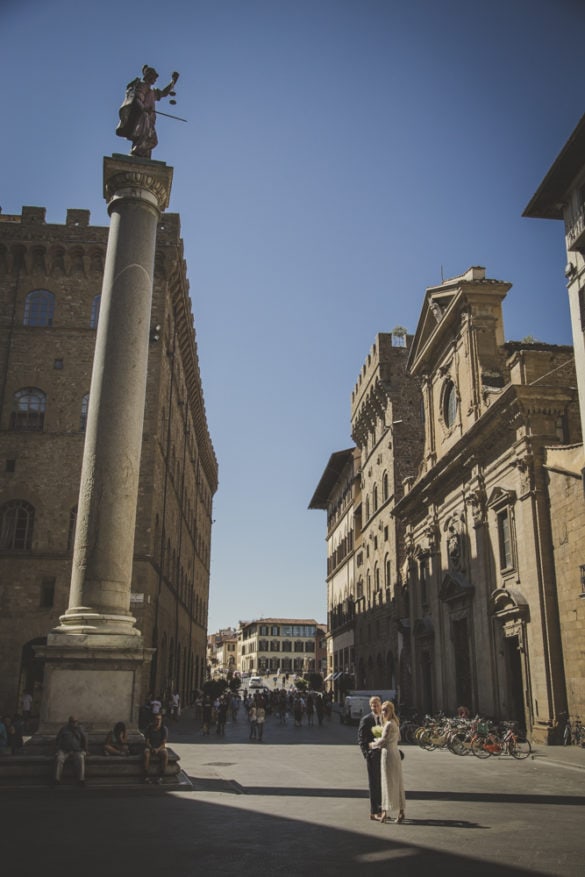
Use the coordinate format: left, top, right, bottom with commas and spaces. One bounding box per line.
358, 695, 383, 821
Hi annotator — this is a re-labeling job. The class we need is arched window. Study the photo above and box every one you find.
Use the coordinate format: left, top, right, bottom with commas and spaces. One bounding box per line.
0, 500, 35, 550
90, 295, 101, 329
80, 394, 89, 432
11, 388, 46, 431
373, 484, 378, 511
23, 290, 55, 327
382, 471, 389, 501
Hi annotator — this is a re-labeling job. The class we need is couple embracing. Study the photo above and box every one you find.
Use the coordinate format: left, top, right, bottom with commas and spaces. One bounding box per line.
358, 695, 406, 824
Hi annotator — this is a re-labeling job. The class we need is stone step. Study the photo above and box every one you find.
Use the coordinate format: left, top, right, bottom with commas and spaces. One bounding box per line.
0, 747, 190, 789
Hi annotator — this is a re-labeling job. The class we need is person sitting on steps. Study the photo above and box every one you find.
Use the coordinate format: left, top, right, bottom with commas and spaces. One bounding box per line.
104, 721, 130, 756
53, 716, 87, 787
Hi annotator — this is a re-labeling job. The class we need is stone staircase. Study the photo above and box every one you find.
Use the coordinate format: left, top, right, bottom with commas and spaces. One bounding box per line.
0, 743, 191, 790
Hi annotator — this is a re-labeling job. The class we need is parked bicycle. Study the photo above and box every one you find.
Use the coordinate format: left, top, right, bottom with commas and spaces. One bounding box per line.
470, 721, 531, 759
563, 715, 584, 747
409, 712, 532, 760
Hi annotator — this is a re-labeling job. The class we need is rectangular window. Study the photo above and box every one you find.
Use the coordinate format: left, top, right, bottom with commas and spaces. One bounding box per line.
40, 577, 55, 608
420, 558, 428, 606
498, 510, 512, 569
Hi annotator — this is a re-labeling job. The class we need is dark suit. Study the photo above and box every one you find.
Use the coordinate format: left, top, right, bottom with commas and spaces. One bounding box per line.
358, 711, 382, 816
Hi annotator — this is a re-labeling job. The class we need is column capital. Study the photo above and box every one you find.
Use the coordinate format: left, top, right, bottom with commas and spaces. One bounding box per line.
103, 154, 174, 212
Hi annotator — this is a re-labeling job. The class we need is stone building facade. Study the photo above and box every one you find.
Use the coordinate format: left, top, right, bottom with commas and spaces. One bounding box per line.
524, 112, 585, 724
544, 445, 585, 720
309, 447, 360, 696
394, 266, 580, 742
350, 332, 425, 696
0, 205, 217, 716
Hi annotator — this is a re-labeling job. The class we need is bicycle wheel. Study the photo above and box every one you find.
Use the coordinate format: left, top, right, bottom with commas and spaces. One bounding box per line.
419, 728, 436, 750
401, 722, 417, 745
510, 737, 532, 759
490, 735, 504, 756
414, 726, 428, 747
471, 735, 492, 758
448, 731, 470, 756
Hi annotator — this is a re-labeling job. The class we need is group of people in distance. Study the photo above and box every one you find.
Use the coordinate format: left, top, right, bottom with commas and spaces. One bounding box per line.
358, 696, 406, 824
51, 712, 169, 786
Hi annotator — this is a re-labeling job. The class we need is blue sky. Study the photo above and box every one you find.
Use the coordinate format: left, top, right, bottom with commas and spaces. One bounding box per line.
2, 0, 583, 632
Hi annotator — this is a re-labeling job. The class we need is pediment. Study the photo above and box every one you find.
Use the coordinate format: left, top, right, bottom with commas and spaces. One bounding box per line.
486, 487, 516, 509
439, 570, 474, 604
407, 267, 511, 376
408, 287, 461, 373
489, 587, 529, 620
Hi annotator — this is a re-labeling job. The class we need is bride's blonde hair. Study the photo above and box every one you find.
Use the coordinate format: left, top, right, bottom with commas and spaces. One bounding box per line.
381, 700, 399, 723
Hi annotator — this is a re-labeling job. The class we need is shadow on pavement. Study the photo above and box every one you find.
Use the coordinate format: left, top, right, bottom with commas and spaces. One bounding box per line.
194, 781, 585, 808
0, 787, 550, 877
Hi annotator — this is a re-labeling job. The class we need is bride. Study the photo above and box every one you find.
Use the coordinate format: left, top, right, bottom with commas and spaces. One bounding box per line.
369, 700, 406, 823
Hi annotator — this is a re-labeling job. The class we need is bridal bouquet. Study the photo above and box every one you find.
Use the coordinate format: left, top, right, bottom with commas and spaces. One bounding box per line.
372, 725, 383, 738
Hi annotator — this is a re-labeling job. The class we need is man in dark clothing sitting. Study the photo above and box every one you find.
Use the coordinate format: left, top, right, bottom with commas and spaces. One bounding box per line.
54, 716, 88, 786
143, 712, 168, 784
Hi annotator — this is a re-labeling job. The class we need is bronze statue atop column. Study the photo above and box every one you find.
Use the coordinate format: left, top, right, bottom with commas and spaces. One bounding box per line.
116, 66, 180, 158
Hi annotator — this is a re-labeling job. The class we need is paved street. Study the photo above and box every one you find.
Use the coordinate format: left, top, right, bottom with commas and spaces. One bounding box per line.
1, 706, 584, 876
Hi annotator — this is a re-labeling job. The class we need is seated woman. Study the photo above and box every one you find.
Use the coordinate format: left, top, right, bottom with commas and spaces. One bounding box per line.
104, 721, 130, 756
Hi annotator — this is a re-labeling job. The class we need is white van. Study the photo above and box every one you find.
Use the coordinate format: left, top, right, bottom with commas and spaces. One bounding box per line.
340, 690, 396, 724
249, 676, 264, 688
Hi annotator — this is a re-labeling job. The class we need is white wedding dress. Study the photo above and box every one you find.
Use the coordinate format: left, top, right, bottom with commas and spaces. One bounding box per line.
370, 719, 405, 816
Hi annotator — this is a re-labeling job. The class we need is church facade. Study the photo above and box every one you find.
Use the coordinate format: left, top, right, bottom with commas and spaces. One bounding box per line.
394, 267, 580, 742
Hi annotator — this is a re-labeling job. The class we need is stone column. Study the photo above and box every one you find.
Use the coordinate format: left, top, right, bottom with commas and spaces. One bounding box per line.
36, 155, 173, 735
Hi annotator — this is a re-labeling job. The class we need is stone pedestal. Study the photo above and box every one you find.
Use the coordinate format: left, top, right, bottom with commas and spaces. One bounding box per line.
33, 637, 154, 739
33, 155, 173, 739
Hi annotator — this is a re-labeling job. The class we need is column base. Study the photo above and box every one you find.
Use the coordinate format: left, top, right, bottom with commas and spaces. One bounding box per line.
33, 631, 154, 736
